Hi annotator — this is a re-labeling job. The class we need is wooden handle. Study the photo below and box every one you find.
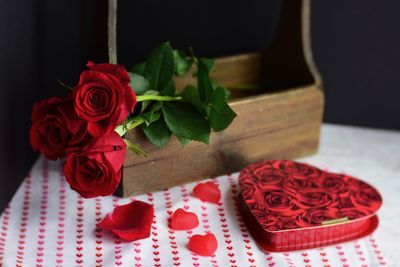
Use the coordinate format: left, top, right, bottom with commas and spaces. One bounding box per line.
107, 0, 117, 63
261, 0, 322, 90
87, 0, 118, 63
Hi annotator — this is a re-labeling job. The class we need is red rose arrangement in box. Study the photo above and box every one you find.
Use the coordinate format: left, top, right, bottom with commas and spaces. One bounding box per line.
29, 43, 234, 252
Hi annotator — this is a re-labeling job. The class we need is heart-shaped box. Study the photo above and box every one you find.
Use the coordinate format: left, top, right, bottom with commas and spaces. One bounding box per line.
238, 160, 382, 252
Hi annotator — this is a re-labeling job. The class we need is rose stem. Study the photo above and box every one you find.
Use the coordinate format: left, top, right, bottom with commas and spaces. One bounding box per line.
127, 118, 144, 130
136, 95, 182, 102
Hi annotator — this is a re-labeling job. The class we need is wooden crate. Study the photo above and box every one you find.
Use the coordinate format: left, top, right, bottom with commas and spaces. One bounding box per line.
88, 0, 323, 197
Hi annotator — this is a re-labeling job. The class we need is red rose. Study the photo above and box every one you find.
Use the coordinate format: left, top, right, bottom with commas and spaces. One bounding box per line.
322, 174, 350, 194
347, 178, 382, 211
339, 208, 369, 220
252, 210, 281, 230
350, 189, 382, 211
275, 217, 301, 230
283, 176, 317, 192
252, 186, 298, 215
73, 61, 136, 137
30, 97, 88, 160
63, 131, 126, 198
292, 189, 336, 209
99, 200, 154, 241
275, 160, 323, 179
297, 207, 339, 227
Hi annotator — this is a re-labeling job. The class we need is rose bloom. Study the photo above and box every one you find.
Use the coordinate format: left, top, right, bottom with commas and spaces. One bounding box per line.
322, 174, 350, 194
252, 187, 298, 215
292, 189, 336, 209
338, 208, 369, 220
73, 62, 136, 137
297, 207, 340, 227
283, 176, 317, 192
63, 131, 126, 198
252, 210, 281, 231
275, 216, 301, 230
349, 188, 382, 211
30, 97, 88, 160
275, 160, 323, 179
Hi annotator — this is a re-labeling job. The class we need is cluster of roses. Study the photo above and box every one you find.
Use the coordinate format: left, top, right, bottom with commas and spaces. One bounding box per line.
30, 62, 136, 198
239, 160, 382, 231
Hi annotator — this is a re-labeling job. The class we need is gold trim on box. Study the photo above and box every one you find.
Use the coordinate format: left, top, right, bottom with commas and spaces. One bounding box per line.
321, 217, 349, 226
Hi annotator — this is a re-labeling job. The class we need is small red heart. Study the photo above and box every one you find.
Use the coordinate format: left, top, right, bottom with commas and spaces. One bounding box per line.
192, 182, 221, 204
170, 208, 199, 230
188, 233, 218, 256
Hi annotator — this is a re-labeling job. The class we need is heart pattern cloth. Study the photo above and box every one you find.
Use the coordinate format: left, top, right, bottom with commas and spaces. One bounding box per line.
0, 157, 387, 266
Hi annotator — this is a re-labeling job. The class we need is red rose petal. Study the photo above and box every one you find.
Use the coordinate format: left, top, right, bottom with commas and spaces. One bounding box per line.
99, 200, 154, 242
188, 233, 218, 256
193, 181, 221, 204
170, 208, 199, 230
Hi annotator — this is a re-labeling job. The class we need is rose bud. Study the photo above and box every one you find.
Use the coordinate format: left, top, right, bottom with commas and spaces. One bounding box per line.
73, 61, 136, 137
30, 97, 88, 160
63, 131, 126, 198
99, 200, 154, 242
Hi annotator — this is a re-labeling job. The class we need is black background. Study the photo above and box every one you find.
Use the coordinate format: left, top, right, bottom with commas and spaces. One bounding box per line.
1, 0, 399, 210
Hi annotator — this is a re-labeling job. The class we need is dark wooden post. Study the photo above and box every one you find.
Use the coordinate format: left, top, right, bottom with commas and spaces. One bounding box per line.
87, 0, 117, 63
261, 0, 321, 90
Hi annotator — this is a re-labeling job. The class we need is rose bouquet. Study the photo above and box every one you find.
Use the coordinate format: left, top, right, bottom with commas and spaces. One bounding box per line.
30, 42, 236, 198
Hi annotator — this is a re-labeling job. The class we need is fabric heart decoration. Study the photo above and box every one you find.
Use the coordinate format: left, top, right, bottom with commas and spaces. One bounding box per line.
192, 181, 221, 204
188, 233, 218, 256
238, 160, 382, 252
99, 200, 154, 241
170, 208, 199, 230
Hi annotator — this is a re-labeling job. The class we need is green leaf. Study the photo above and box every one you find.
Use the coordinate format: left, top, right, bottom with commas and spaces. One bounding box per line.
142, 118, 171, 148
160, 80, 176, 96
124, 139, 148, 156
173, 50, 193, 76
176, 135, 189, 147
131, 62, 146, 75
57, 79, 72, 90
115, 119, 137, 137
181, 85, 207, 115
162, 102, 210, 144
115, 125, 126, 137
144, 42, 174, 91
197, 58, 214, 102
211, 81, 230, 100
199, 57, 214, 72
222, 87, 231, 100
208, 87, 237, 132
141, 90, 160, 112
140, 111, 161, 126
129, 73, 150, 95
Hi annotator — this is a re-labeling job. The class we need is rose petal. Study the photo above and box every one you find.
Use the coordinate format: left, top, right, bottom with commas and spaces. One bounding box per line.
87, 61, 131, 82
63, 132, 125, 198
99, 200, 154, 242
188, 233, 218, 256
192, 181, 221, 204
170, 208, 199, 230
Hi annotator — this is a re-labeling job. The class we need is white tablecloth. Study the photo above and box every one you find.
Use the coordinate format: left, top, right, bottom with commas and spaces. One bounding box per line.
0, 124, 399, 267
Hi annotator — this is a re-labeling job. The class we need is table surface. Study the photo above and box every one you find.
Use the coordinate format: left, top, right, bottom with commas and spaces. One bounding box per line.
0, 123, 399, 267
